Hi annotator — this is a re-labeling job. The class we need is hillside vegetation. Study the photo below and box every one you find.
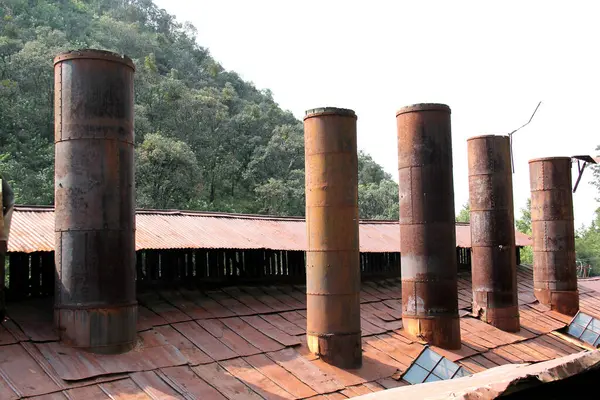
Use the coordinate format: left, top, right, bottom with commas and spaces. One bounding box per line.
0, 0, 398, 219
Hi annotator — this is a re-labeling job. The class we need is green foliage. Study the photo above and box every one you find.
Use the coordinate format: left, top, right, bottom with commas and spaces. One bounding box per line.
357, 152, 399, 220
594, 145, 600, 200
0, 0, 397, 219
456, 202, 470, 223
516, 198, 532, 235
358, 151, 391, 185
136, 133, 200, 209
516, 199, 533, 265
358, 181, 399, 220
575, 144, 600, 275
575, 212, 600, 275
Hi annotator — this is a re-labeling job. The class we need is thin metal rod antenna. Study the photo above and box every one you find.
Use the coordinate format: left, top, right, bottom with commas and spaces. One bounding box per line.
508, 101, 542, 173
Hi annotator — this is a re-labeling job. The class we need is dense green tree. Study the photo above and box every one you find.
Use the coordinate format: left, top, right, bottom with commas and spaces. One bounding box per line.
358, 151, 390, 185
247, 124, 305, 215
575, 211, 600, 275
515, 198, 532, 235
456, 203, 470, 223
136, 133, 200, 209
516, 199, 533, 265
0, 0, 397, 219
594, 145, 600, 197
359, 180, 399, 220
355, 152, 399, 220
576, 148, 600, 275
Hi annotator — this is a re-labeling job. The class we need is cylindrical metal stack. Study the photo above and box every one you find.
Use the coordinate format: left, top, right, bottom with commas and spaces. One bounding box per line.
304, 107, 362, 368
54, 50, 137, 353
529, 157, 579, 316
467, 135, 520, 332
396, 103, 461, 349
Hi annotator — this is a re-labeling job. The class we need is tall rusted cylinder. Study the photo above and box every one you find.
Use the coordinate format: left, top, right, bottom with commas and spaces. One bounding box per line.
396, 103, 461, 349
54, 50, 137, 353
467, 135, 520, 332
304, 107, 362, 368
529, 157, 579, 316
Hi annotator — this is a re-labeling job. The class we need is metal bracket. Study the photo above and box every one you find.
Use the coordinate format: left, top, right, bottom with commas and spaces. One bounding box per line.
571, 155, 598, 193
573, 159, 587, 193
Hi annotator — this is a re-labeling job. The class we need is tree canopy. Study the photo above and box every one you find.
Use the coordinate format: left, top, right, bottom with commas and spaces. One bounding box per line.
515, 198, 533, 265
456, 203, 470, 223
576, 147, 600, 275
0, 0, 399, 218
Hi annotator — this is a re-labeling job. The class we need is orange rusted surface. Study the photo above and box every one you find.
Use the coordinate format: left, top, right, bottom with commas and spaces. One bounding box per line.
529, 157, 579, 316
0, 265, 596, 399
467, 135, 519, 332
54, 49, 137, 354
303, 107, 362, 368
396, 103, 461, 349
7, 206, 532, 253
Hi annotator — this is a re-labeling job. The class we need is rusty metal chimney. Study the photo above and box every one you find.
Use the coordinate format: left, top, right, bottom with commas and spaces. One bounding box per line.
396, 103, 461, 349
54, 50, 137, 353
467, 135, 520, 332
529, 157, 579, 316
304, 107, 362, 368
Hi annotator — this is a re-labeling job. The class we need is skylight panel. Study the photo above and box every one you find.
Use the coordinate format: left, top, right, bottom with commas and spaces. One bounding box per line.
567, 311, 600, 347
402, 347, 472, 385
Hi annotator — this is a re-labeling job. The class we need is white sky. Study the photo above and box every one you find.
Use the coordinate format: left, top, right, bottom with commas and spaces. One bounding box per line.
154, 0, 600, 227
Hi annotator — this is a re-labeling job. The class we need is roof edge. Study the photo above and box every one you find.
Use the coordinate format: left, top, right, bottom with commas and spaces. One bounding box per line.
353, 351, 600, 400
13, 205, 402, 224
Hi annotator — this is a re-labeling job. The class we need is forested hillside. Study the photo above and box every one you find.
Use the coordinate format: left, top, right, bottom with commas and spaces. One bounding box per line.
0, 0, 399, 219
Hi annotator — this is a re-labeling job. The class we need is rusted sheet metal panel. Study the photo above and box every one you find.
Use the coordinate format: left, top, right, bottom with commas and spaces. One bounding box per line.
396, 103, 461, 349
7, 207, 532, 253
220, 357, 296, 399
160, 365, 227, 399
192, 362, 264, 400
6, 300, 58, 342
129, 371, 185, 399
267, 347, 346, 394
8, 208, 54, 252
35, 330, 187, 381
98, 379, 153, 400
53, 49, 137, 353
136, 212, 307, 252
529, 157, 579, 316
244, 353, 318, 398
172, 321, 238, 361
467, 135, 520, 332
0, 344, 62, 397
304, 107, 362, 368
578, 278, 600, 293
240, 316, 302, 347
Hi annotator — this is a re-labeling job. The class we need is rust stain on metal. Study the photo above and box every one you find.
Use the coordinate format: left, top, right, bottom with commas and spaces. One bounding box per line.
467, 135, 520, 332
54, 49, 137, 353
36, 330, 187, 381
396, 103, 461, 349
7, 206, 532, 253
529, 157, 579, 316
303, 107, 362, 368
0, 263, 597, 399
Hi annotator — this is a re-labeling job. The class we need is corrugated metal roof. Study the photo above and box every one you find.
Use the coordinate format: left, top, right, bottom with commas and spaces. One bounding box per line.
7, 206, 533, 253
0, 266, 595, 399
578, 278, 600, 293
